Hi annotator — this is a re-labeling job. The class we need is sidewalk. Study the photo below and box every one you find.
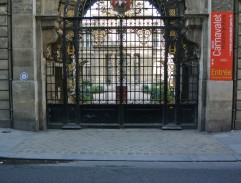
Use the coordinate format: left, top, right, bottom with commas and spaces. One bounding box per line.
0, 128, 241, 162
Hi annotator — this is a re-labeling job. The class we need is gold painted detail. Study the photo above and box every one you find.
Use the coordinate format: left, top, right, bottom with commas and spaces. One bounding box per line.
67, 45, 75, 55
67, 9, 75, 17
169, 9, 176, 16
66, 30, 75, 40
169, 20, 176, 25
134, 29, 152, 46
168, 45, 176, 54
169, 30, 176, 37
91, 29, 107, 47
66, 20, 74, 27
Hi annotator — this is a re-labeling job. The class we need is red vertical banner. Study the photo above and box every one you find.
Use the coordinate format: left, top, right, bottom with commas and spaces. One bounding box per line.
210, 12, 233, 80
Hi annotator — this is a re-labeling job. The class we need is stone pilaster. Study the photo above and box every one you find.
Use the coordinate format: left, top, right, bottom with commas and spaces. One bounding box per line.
12, 0, 39, 131
234, 1, 241, 130
205, 0, 234, 132
36, 15, 60, 130
184, 0, 208, 131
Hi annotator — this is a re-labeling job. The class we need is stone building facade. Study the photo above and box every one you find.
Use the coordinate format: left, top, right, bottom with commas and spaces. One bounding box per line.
0, 0, 239, 132
234, 0, 241, 130
0, 0, 11, 128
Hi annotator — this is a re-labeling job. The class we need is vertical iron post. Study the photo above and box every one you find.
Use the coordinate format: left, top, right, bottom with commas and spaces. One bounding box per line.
119, 18, 124, 126
62, 18, 69, 124
163, 23, 168, 125
175, 25, 181, 125
74, 18, 81, 124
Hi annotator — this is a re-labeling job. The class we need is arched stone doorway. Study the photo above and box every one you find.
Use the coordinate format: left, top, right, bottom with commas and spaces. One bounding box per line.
43, 0, 200, 129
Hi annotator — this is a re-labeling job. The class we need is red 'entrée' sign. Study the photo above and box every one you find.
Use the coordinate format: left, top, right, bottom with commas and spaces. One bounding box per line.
210, 12, 233, 80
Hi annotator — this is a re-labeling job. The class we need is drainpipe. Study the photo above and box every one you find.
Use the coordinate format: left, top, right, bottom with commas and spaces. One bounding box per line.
8, 0, 13, 128
232, 0, 238, 130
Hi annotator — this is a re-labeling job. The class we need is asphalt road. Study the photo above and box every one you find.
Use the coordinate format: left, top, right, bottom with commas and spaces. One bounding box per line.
1, 161, 241, 183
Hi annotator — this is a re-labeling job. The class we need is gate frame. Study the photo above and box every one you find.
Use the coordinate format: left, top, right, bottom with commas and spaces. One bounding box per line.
43, 1, 200, 129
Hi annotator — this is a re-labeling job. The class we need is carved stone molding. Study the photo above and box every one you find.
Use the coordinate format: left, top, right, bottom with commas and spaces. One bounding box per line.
184, 17, 204, 48
185, 0, 208, 15
43, 0, 60, 16
212, 0, 233, 12
38, 16, 62, 59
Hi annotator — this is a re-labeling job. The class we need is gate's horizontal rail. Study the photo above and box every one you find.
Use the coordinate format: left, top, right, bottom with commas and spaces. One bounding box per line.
63, 16, 182, 20
65, 26, 179, 30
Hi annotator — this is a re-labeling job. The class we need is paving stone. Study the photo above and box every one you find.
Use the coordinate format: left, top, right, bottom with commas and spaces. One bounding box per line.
0, 128, 239, 161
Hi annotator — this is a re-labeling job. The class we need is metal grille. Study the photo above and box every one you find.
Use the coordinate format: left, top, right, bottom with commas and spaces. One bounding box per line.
46, 0, 199, 128
46, 39, 64, 104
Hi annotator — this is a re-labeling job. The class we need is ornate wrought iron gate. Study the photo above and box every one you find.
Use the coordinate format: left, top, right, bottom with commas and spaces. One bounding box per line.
46, 0, 199, 128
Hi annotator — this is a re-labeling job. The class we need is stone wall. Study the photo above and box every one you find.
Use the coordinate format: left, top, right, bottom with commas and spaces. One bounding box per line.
234, 1, 241, 130
0, 0, 11, 128
11, 0, 40, 131
185, 0, 208, 14
7, 0, 60, 131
